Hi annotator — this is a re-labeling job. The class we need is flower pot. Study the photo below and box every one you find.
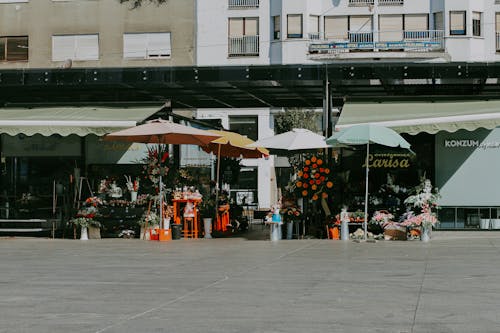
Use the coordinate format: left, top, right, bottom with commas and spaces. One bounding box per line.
130, 191, 138, 202
80, 226, 89, 241
203, 218, 212, 239
286, 221, 293, 240
420, 226, 431, 242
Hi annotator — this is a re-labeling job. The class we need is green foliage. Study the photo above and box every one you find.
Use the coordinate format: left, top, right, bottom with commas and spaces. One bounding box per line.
274, 108, 320, 134
119, 0, 168, 9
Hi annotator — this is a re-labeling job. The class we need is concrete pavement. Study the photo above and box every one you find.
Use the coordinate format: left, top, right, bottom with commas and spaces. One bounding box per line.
1, 231, 499, 332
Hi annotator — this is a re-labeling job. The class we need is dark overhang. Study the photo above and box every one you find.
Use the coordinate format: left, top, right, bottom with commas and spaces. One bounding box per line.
1, 62, 500, 108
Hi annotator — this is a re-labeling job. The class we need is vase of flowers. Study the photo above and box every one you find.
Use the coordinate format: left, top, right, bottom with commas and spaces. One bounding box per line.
68, 216, 102, 240
281, 205, 302, 240
404, 178, 440, 242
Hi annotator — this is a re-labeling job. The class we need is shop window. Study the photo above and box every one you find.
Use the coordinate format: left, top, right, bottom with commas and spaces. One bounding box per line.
472, 12, 482, 37
287, 14, 303, 38
273, 15, 280, 40
123, 32, 171, 59
0, 36, 28, 62
449, 11, 466, 36
229, 115, 258, 141
52, 34, 99, 61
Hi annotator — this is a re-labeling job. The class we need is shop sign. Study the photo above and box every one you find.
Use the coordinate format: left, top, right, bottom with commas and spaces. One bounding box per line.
362, 153, 411, 169
444, 139, 500, 149
2, 134, 81, 157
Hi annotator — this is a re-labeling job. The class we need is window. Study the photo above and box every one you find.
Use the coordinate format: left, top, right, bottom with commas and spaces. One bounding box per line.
229, 116, 258, 141
309, 15, 320, 39
273, 16, 280, 40
52, 34, 98, 61
472, 12, 482, 37
449, 11, 466, 35
287, 14, 303, 38
0, 36, 28, 61
229, 17, 259, 37
433, 12, 444, 31
123, 32, 171, 59
324, 16, 348, 40
404, 14, 429, 39
349, 15, 373, 42
228, 17, 259, 56
378, 15, 403, 42
496, 13, 500, 51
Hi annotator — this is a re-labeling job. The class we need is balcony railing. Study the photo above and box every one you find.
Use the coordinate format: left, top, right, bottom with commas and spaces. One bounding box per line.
497, 33, 500, 52
308, 30, 445, 54
228, 0, 259, 9
348, 0, 374, 6
379, 0, 404, 5
228, 35, 259, 56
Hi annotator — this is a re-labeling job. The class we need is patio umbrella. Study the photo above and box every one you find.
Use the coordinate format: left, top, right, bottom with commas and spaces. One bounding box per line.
104, 118, 221, 229
201, 130, 269, 222
326, 124, 412, 240
247, 128, 331, 154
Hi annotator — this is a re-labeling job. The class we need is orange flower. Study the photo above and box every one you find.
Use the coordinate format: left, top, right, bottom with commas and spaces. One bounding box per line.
322, 192, 328, 199
303, 167, 309, 172
324, 168, 330, 174
305, 160, 311, 165
296, 181, 302, 188
326, 181, 333, 188
311, 184, 317, 191
317, 159, 323, 165
312, 164, 318, 169
302, 190, 308, 197
319, 168, 324, 173
297, 171, 303, 177
312, 194, 319, 201
311, 156, 317, 162
303, 173, 309, 179
315, 179, 321, 185
314, 173, 320, 179
303, 183, 309, 189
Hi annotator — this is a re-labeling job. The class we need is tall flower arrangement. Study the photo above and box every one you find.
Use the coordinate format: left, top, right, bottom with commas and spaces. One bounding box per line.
141, 145, 169, 193
291, 155, 334, 202
404, 178, 440, 228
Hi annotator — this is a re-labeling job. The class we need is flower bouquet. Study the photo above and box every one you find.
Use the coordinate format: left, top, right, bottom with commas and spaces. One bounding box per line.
281, 205, 303, 222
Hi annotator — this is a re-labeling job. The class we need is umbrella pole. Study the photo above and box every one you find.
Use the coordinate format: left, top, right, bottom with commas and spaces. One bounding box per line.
214, 144, 221, 222
364, 142, 370, 241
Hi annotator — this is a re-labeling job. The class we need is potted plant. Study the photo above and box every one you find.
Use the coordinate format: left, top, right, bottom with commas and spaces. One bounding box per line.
68, 216, 102, 240
69, 196, 103, 240
137, 210, 160, 240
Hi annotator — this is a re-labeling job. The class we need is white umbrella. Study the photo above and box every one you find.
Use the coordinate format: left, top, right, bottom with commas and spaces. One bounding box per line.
247, 128, 331, 153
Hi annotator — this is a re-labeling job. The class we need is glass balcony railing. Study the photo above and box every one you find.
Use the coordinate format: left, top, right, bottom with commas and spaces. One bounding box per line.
228, 35, 259, 57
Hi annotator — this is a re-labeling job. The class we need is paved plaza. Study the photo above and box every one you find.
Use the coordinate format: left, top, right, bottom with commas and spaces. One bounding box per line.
1, 231, 500, 333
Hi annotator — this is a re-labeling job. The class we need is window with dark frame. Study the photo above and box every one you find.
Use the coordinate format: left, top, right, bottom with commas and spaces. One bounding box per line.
229, 116, 258, 141
287, 14, 303, 38
472, 12, 482, 37
450, 11, 466, 35
273, 15, 281, 40
0, 36, 28, 62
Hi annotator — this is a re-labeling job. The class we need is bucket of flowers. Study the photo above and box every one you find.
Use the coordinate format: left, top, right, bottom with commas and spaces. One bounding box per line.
369, 210, 394, 235
68, 197, 103, 240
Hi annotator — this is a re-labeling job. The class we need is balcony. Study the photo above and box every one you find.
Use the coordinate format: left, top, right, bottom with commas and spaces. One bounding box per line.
228, 35, 259, 57
228, 0, 259, 9
308, 30, 445, 58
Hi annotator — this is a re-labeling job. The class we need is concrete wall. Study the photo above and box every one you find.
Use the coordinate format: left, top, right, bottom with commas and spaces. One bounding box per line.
0, 0, 195, 69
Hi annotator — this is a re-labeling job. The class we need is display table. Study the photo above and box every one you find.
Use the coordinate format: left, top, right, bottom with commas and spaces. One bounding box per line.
172, 198, 202, 238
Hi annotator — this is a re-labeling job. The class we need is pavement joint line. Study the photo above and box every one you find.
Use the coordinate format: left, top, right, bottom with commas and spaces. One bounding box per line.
94, 274, 230, 333
410, 247, 430, 333
94, 240, 320, 333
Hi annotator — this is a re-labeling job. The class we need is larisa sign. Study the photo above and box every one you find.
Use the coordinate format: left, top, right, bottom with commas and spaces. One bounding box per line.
362, 153, 411, 169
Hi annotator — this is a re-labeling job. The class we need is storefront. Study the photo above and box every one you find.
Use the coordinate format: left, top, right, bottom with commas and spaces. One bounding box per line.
336, 100, 500, 230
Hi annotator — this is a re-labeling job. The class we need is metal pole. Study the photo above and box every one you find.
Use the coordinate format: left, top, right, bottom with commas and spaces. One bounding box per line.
364, 142, 370, 241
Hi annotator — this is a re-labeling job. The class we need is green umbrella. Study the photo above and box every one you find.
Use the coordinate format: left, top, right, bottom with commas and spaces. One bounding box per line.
326, 124, 412, 240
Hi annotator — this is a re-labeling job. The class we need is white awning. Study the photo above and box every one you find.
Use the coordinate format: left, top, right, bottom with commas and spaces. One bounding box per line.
337, 101, 500, 135
0, 107, 160, 136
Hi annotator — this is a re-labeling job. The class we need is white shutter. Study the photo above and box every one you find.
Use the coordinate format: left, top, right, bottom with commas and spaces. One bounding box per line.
123, 34, 147, 59
287, 14, 303, 37
325, 16, 348, 40
245, 18, 259, 35
350, 16, 372, 32
75, 34, 98, 60
147, 33, 171, 57
52, 35, 76, 61
309, 15, 319, 34
405, 14, 428, 31
450, 11, 465, 34
379, 15, 403, 42
229, 18, 244, 37
496, 13, 500, 33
